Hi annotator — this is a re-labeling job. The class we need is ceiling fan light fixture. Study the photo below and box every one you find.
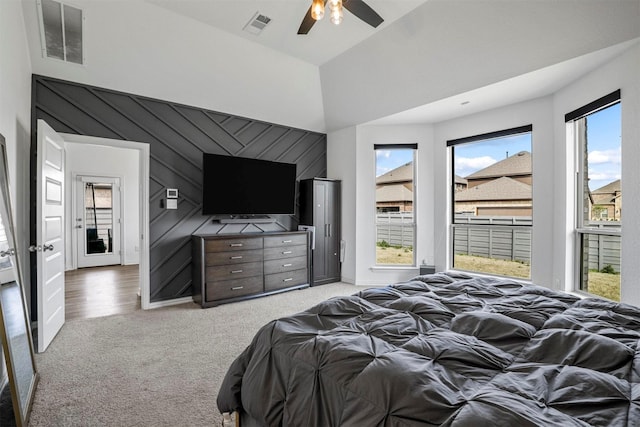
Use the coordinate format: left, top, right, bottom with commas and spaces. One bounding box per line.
311, 0, 325, 21
330, 7, 343, 25
328, 0, 343, 25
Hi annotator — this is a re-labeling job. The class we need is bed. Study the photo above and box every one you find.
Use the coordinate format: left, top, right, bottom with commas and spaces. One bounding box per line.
217, 272, 640, 426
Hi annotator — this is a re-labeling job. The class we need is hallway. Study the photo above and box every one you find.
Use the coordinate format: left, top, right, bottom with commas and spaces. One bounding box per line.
65, 264, 140, 321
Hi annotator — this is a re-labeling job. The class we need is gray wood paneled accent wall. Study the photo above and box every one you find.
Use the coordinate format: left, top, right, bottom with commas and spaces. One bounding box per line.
31, 75, 327, 303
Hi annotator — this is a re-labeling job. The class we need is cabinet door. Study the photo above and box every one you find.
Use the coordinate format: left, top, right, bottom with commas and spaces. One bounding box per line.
325, 181, 341, 280
312, 181, 328, 281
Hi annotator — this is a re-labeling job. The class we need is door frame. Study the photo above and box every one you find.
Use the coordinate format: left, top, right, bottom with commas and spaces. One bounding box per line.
60, 133, 151, 310
71, 173, 123, 269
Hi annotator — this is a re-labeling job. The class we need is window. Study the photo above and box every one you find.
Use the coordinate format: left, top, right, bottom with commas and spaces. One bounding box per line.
374, 144, 416, 266
567, 91, 621, 301
38, 0, 84, 64
448, 126, 533, 279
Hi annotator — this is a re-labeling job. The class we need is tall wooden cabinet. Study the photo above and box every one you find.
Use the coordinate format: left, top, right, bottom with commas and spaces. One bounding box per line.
300, 178, 341, 286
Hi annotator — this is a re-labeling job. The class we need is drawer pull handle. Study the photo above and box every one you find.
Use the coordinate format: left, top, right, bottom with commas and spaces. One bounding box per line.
282, 240, 292, 243
231, 286, 244, 291
229, 243, 243, 247
231, 269, 243, 274
283, 278, 293, 282
230, 256, 243, 260
283, 263, 292, 267
282, 251, 292, 255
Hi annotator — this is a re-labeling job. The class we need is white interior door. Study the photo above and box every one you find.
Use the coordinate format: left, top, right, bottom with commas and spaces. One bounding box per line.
36, 120, 65, 353
75, 175, 121, 268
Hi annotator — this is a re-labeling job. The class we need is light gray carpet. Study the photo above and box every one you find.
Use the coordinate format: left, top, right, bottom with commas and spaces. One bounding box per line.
28, 283, 366, 426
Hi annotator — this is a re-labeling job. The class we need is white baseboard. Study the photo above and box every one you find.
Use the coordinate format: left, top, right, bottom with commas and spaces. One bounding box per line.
146, 296, 194, 310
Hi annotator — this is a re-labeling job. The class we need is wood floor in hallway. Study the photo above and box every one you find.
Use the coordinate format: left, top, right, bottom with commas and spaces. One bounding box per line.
65, 264, 140, 321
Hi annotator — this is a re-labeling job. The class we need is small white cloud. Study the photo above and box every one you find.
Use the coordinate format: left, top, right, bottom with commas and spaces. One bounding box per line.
455, 156, 496, 176
588, 171, 621, 181
377, 166, 391, 176
376, 150, 391, 159
589, 147, 621, 165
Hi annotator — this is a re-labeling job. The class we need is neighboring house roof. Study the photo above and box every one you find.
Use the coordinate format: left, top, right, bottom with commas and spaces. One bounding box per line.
376, 183, 413, 203
592, 179, 620, 194
591, 179, 621, 205
455, 175, 468, 185
466, 151, 531, 180
377, 162, 412, 184
455, 176, 532, 201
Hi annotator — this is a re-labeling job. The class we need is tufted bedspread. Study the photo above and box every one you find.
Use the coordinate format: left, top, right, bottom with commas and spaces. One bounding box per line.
217, 272, 640, 426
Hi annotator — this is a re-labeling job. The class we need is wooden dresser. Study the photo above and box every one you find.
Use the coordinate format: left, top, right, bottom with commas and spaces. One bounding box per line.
192, 231, 310, 307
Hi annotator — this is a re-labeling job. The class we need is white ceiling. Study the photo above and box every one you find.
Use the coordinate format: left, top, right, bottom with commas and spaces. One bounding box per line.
146, 0, 428, 66
366, 38, 639, 126
145, 0, 640, 129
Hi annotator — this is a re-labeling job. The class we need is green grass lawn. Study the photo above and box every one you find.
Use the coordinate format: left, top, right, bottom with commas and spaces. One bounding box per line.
376, 247, 621, 302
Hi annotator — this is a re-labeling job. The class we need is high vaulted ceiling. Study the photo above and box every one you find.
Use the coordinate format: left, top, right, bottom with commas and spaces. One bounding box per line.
147, 0, 428, 65
22, 0, 640, 132
145, 0, 640, 130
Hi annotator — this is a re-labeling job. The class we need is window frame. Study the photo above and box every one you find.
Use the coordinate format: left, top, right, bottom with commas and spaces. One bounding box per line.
374, 143, 417, 267
567, 90, 621, 297
447, 125, 533, 279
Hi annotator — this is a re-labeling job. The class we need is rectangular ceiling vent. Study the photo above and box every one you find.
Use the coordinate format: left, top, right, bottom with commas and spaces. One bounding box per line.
37, 0, 85, 65
243, 12, 272, 35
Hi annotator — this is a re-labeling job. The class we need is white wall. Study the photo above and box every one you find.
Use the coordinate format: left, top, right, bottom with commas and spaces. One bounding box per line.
1, 0, 32, 288
327, 126, 357, 283
64, 143, 140, 269
21, 0, 325, 133
433, 97, 556, 287
553, 43, 640, 305
328, 124, 434, 286
0, 0, 32, 393
329, 42, 640, 307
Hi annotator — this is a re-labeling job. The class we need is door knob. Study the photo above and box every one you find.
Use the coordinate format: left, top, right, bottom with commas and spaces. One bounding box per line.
28, 245, 41, 252
42, 244, 54, 252
0, 248, 15, 258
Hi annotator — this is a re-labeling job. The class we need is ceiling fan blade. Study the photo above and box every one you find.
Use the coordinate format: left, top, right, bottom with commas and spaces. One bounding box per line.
297, 5, 317, 34
343, 0, 384, 28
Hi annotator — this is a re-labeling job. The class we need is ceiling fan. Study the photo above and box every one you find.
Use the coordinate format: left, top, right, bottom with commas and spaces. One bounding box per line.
298, 0, 384, 34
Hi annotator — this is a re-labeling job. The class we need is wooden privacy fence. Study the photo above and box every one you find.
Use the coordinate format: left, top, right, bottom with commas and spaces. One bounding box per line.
453, 215, 621, 271
377, 213, 621, 271
584, 232, 621, 273
376, 213, 414, 248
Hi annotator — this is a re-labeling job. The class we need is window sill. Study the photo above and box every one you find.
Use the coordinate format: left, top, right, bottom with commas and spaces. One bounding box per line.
370, 266, 418, 271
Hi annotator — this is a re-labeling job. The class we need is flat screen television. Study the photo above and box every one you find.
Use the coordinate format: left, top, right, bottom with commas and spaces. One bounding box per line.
202, 153, 297, 215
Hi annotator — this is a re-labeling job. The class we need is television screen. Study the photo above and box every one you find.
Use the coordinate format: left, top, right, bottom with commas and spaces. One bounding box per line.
202, 154, 297, 215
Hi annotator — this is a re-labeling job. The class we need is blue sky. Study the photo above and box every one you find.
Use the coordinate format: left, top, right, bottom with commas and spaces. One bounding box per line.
584, 102, 621, 191
377, 102, 621, 192
376, 149, 413, 177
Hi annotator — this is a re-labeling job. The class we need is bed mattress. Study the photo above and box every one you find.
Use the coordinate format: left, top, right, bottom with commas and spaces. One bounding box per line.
217, 272, 640, 426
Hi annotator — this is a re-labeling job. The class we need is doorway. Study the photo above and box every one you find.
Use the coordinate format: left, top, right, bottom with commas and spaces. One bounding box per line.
75, 175, 122, 268
61, 133, 151, 314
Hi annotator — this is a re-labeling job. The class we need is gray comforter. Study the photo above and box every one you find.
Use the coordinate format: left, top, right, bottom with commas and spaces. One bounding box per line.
217, 272, 640, 426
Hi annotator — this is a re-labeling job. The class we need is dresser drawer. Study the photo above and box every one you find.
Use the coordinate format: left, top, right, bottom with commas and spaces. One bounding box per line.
264, 256, 307, 275
264, 233, 307, 248
206, 249, 263, 266
206, 276, 263, 301
264, 244, 307, 261
264, 268, 308, 292
205, 237, 263, 252
206, 262, 263, 281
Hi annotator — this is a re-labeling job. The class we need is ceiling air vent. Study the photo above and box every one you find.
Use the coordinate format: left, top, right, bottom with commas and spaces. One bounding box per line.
37, 0, 84, 65
243, 12, 272, 35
